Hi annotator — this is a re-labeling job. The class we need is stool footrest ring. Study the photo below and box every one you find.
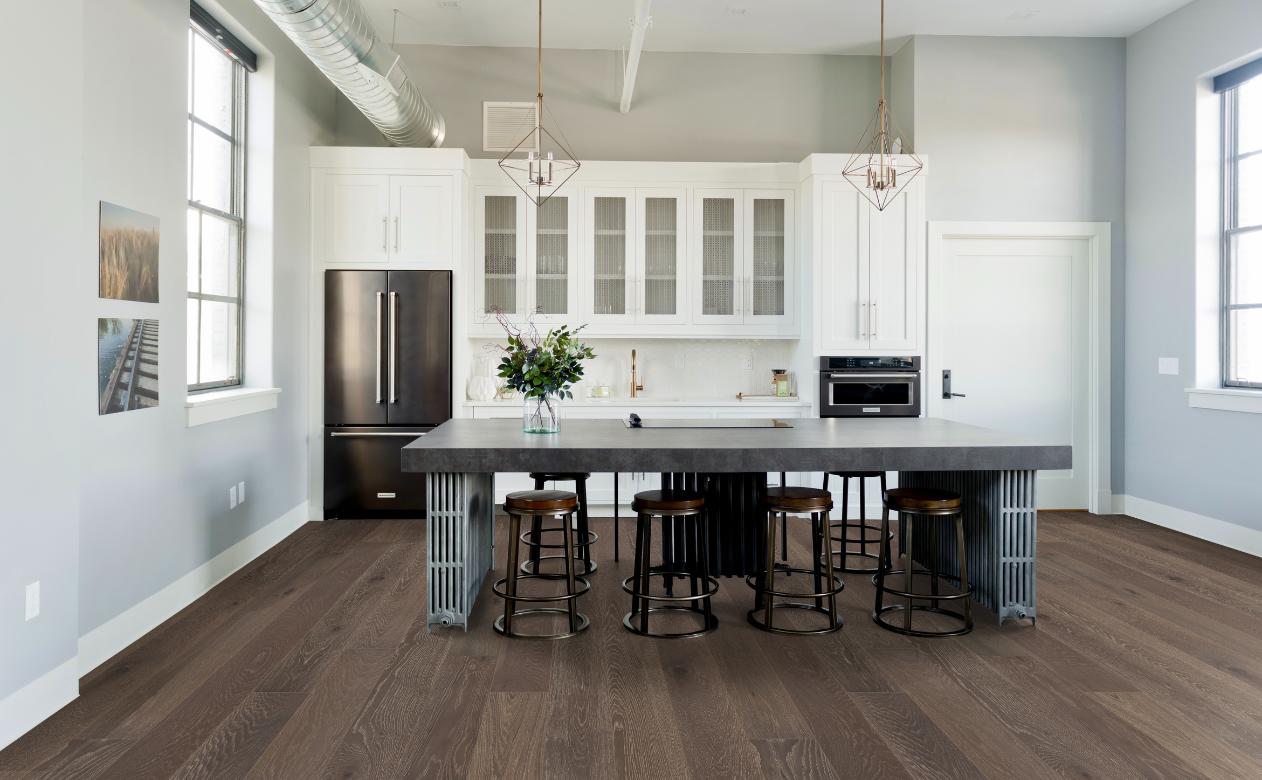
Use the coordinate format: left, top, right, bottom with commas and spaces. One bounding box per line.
622, 572, 720, 604
622, 606, 718, 639
492, 574, 591, 603
873, 604, 971, 637
746, 603, 843, 635
494, 609, 590, 640
744, 568, 844, 600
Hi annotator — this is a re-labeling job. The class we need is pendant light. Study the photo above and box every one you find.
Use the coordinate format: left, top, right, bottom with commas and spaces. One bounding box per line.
498, 0, 579, 207
842, 0, 921, 211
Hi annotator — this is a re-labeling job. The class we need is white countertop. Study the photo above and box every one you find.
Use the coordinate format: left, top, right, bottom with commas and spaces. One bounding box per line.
463, 396, 811, 407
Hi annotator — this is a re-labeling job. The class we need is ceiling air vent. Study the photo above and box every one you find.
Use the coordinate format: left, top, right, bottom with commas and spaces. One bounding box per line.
483, 101, 538, 153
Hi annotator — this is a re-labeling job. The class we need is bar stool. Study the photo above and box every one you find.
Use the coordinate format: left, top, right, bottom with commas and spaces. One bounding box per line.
873, 488, 974, 637
823, 471, 892, 574
623, 490, 718, 638
494, 490, 590, 640
523, 472, 597, 577
747, 487, 844, 635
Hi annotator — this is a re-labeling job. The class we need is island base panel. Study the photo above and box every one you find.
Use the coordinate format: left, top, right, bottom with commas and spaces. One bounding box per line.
898, 470, 1037, 625
426, 472, 495, 630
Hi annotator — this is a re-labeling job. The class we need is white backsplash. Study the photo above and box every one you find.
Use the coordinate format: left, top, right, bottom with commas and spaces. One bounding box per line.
468, 338, 800, 401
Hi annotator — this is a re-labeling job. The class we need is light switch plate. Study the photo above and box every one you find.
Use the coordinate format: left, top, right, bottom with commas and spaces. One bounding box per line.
1158, 357, 1180, 376
25, 581, 39, 621
237, 481, 246, 504
229, 485, 239, 509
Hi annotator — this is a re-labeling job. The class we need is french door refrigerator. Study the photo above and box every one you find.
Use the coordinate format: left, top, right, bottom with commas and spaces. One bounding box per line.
324, 270, 451, 518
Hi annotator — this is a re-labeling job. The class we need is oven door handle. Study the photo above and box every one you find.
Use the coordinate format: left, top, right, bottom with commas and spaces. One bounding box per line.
827, 373, 917, 380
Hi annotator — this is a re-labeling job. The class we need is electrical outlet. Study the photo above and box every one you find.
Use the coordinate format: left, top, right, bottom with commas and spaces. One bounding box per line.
25, 581, 39, 621
1158, 357, 1180, 376
237, 481, 246, 504
229, 484, 239, 510
742, 354, 754, 371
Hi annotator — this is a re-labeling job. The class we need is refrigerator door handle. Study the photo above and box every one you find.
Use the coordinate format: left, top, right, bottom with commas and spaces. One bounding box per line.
329, 431, 428, 438
375, 291, 384, 404
389, 290, 399, 404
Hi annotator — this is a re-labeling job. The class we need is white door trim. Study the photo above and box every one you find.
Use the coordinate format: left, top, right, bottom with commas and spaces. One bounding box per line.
927, 221, 1111, 514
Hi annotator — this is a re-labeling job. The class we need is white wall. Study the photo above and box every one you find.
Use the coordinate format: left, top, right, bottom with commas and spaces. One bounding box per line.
337, 44, 883, 163
0, 0, 85, 725
1124, 0, 1262, 529
912, 35, 1128, 489
1, 0, 338, 748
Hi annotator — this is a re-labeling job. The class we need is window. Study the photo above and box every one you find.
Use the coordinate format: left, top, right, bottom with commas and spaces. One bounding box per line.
1222, 66, 1262, 388
187, 6, 254, 390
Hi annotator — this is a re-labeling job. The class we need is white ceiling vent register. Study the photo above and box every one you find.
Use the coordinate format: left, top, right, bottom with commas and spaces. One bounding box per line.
483, 102, 538, 153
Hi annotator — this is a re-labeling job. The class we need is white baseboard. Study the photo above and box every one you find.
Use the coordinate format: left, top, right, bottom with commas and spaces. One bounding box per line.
1113, 494, 1262, 559
77, 500, 310, 678
0, 657, 78, 751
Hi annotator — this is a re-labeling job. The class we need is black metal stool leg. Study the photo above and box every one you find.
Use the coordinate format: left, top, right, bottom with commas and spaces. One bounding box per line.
875, 504, 891, 617
576, 478, 593, 574
779, 472, 788, 563
700, 514, 714, 627
640, 514, 652, 635
930, 514, 941, 611
811, 511, 824, 611
561, 510, 579, 634
820, 510, 841, 630
763, 509, 778, 630
841, 476, 851, 562
613, 474, 620, 562
957, 514, 973, 631
903, 512, 914, 633
503, 512, 522, 635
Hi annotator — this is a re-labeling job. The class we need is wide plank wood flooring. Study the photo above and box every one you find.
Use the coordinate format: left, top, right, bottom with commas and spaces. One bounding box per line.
4, 511, 1262, 778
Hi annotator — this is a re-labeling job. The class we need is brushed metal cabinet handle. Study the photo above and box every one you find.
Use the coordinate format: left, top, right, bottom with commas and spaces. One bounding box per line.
389, 291, 399, 404
859, 301, 867, 338
329, 430, 428, 438
871, 301, 878, 340
382, 216, 387, 252
375, 291, 384, 404
394, 216, 400, 252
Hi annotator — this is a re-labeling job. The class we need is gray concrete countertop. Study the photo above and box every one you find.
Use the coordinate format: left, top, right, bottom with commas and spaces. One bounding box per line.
402, 417, 1071, 473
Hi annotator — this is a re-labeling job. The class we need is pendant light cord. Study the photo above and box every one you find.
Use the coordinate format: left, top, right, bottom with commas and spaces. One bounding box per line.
537, 0, 544, 124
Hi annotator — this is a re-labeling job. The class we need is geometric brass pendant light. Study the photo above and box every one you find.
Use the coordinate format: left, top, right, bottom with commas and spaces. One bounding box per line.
842, 0, 922, 211
498, 0, 580, 208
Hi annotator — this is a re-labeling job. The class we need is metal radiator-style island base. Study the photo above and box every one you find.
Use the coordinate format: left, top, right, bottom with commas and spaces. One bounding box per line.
403, 418, 1070, 630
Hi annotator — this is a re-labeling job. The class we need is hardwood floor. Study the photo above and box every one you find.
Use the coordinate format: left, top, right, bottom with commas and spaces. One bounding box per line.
4, 511, 1262, 779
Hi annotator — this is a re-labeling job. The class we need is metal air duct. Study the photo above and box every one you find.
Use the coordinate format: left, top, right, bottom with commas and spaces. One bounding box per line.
253, 0, 445, 147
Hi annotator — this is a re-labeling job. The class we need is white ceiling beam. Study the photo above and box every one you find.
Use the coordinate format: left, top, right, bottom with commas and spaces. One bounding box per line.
619, 0, 653, 114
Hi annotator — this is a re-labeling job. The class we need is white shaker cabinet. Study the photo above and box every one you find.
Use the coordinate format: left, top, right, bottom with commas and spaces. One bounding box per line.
811, 161, 925, 355
316, 172, 456, 267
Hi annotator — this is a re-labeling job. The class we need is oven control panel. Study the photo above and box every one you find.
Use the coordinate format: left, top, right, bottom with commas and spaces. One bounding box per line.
819, 356, 920, 372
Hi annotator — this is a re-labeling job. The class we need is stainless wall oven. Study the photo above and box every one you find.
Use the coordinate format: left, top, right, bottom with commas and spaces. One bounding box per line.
819, 356, 921, 417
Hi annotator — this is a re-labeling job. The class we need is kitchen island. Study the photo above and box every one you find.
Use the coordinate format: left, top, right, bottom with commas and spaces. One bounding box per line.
402, 417, 1070, 630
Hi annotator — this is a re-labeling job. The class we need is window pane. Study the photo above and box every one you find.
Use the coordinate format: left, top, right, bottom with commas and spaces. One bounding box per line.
197, 299, 240, 385
191, 123, 232, 213
1239, 77, 1262, 156
1228, 307, 1262, 384
198, 212, 240, 297
187, 298, 200, 385
1231, 230, 1262, 305
187, 208, 200, 292
192, 33, 234, 133
1237, 152, 1262, 228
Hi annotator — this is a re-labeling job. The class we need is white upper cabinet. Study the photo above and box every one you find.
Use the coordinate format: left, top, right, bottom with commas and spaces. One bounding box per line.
692, 188, 794, 330
323, 174, 390, 264
391, 175, 454, 266
475, 187, 528, 318
636, 188, 688, 324
814, 170, 925, 354
317, 172, 457, 267
744, 190, 794, 328
585, 189, 636, 324
529, 194, 580, 323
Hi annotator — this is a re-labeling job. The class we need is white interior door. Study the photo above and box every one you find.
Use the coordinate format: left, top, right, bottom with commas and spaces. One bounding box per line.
929, 236, 1090, 509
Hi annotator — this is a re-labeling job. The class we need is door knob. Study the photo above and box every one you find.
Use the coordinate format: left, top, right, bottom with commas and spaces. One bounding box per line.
942, 369, 967, 399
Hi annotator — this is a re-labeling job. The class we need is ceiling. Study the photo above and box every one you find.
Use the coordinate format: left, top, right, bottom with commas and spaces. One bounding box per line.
364, 0, 1194, 55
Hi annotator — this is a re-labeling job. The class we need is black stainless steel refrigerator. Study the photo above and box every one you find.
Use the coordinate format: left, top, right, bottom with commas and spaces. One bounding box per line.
324, 270, 452, 518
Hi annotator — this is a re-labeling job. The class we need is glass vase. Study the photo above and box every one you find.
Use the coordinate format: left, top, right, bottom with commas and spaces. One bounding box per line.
523, 393, 562, 434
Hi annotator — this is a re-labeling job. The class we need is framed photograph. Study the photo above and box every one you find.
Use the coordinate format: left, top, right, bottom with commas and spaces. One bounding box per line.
99, 201, 159, 303
98, 318, 159, 414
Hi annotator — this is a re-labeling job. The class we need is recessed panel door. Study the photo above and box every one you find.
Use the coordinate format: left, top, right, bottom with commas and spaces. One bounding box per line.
324, 174, 389, 263
391, 175, 454, 266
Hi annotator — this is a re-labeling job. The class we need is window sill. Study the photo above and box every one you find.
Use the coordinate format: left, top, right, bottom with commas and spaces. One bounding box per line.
1185, 387, 1262, 415
186, 387, 281, 427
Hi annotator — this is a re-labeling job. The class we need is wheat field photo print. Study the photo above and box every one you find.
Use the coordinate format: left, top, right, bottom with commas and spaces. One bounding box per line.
99, 201, 159, 303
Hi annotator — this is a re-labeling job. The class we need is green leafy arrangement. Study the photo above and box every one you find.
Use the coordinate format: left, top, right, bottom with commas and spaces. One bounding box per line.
494, 312, 596, 401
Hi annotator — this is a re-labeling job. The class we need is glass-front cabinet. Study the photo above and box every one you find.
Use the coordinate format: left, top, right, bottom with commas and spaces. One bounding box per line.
586, 189, 634, 323
692, 188, 793, 328
475, 187, 578, 324
636, 188, 688, 324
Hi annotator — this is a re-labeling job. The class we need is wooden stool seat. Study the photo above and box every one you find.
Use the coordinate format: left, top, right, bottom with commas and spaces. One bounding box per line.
763, 486, 834, 513
631, 489, 705, 514
884, 488, 963, 514
504, 490, 578, 515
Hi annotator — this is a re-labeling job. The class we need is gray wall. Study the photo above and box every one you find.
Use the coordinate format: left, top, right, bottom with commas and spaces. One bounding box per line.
337, 44, 883, 162
0, 0, 337, 715
1125, 0, 1262, 527
75, 0, 337, 635
891, 38, 916, 151
0, 1, 84, 705
912, 35, 1128, 490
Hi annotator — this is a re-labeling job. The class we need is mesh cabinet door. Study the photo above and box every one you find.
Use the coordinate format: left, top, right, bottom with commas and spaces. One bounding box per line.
637, 189, 688, 324
693, 190, 744, 325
